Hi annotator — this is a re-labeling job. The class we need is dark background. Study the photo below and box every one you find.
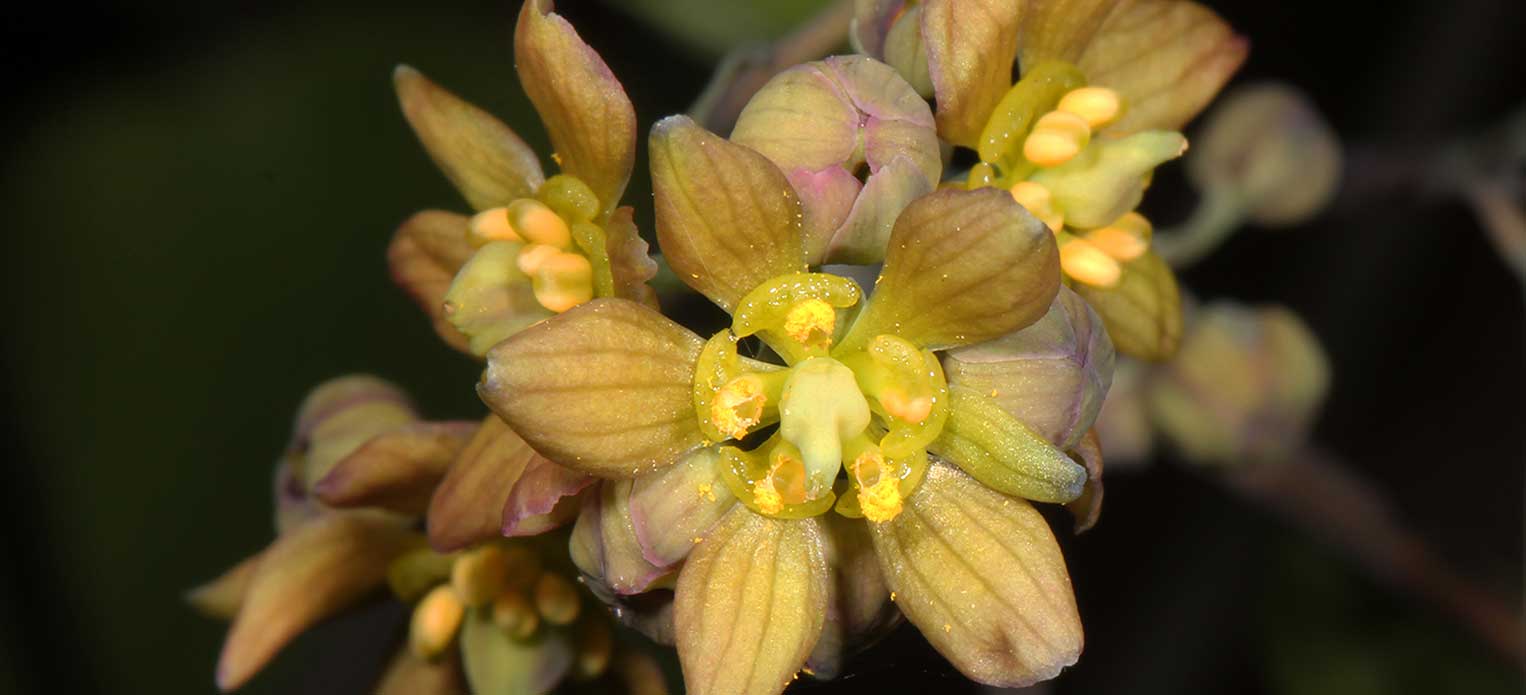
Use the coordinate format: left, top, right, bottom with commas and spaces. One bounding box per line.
1, 1, 1521, 693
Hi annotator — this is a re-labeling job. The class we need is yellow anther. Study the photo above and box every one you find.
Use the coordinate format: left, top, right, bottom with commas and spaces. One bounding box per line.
534, 573, 582, 626
752, 477, 784, 514
782, 298, 837, 349
1059, 236, 1122, 287
527, 250, 594, 313
879, 387, 933, 424
852, 448, 903, 523
492, 589, 539, 639
410, 585, 464, 659
1009, 181, 1065, 232
450, 544, 507, 607
506, 198, 572, 248
710, 375, 767, 440
1023, 110, 1092, 168
1058, 86, 1123, 129
1084, 211, 1152, 261
467, 207, 522, 246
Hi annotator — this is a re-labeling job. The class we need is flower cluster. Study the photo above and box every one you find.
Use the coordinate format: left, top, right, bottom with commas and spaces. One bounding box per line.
193, 0, 1250, 692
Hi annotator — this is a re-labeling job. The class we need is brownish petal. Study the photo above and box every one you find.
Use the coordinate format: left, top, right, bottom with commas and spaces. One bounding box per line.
387, 210, 475, 355
186, 552, 262, 620
649, 115, 807, 310
394, 66, 545, 212
1071, 249, 1182, 361
842, 187, 1060, 352
922, 0, 1024, 147
1014, 0, 1121, 68
375, 649, 466, 695
628, 447, 737, 568
805, 514, 898, 680
501, 455, 595, 537
675, 507, 829, 695
480, 298, 707, 478
314, 421, 478, 515
603, 206, 660, 308
215, 512, 417, 691
427, 415, 532, 552
1065, 428, 1105, 533
515, 0, 637, 214
867, 463, 1082, 687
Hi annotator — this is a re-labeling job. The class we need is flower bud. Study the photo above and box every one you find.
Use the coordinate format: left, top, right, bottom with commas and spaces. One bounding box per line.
410, 585, 465, 659
1147, 303, 1329, 465
1187, 83, 1341, 226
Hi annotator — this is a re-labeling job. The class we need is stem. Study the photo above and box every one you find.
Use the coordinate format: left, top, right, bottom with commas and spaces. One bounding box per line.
1153, 185, 1249, 269
688, 0, 855, 134
1221, 445, 1525, 667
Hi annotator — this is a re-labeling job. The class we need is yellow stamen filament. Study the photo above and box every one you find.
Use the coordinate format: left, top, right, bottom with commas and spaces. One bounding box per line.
1023, 110, 1092, 167
1010, 181, 1065, 232
523, 249, 594, 313
410, 585, 464, 659
782, 298, 837, 349
1060, 237, 1122, 287
450, 545, 507, 607
467, 207, 523, 246
710, 375, 767, 440
534, 573, 582, 626
1085, 211, 1152, 261
506, 198, 572, 248
852, 448, 903, 523
492, 589, 539, 639
1057, 86, 1122, 129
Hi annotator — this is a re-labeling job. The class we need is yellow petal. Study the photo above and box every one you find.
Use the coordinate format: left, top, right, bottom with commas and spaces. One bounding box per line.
922, 0, 1024, 147
841, 187, 1059, 352
675, 507, 829, 695
481, 298, 707, 478
805, 514, 897, 679
515, 0, 636, 215
1071, 249, 1182, 361
387, 210, 476, 355
867, 463, 1082, 687
393, 66, 545, 212
649, 115, 807, 310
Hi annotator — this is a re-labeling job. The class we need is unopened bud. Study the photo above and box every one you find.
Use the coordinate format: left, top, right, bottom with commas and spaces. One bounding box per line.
410, 585, 464, 659
534, 572, 582, 626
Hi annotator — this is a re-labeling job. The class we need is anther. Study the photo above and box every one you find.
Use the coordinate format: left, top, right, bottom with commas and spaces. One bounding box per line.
492, 589, 539, 639
450, 545, 507, 607
410, 585, 464, 659
1010, 181, 1066, 232
506, 198, 572, 248
528, 251, 594, 313
534, 573, 582, 626
1059, 236, 1122, 287
468, 207, 522, 246
1084, 211, 1152, 261
1057, 86, 1123, 129
782, 298, 837, 349
1023, 110, 1092, 168
710, 374, 767, 440
851, 447, 903, 523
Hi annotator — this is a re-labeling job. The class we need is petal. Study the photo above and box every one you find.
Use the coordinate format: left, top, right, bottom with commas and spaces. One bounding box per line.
460, 607, 574, 695
675, 507, 829, 695
393, 66, 545, 212
841, 187, 1060, 352
515, 0, 636, 214
314, 421, 478, 515
570, 481, 673, 595
186, 552, 262, 620
502, 455, 596, 537
788, 167, 861, 263
628, 447, 737, 568
1014, 0, 1120, 68
427, 416, 532, 552
922, 0, 1023, 147
929, 386, 1086, 503
1029, 130, 1187, 229
806, 514, 898, 680
215, 512, 417, 691
376, 649, 466, 695
649, 115, 807, 311
1075, 0, 1248, 133
850, 0, 904, 58
441, 241, 554, 357
1071, 249, 1182, 361
823, 155, 934, 265
481, 298, 707, 478
730, 62, 859, 173
603, 206, 660, 307
1065, 429, 1104, 533
867, 463, 1083, 687
387, 210, 475, 355
940, 286, 1114, 450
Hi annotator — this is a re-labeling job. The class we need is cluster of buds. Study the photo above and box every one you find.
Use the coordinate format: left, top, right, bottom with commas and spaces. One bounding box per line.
192, 0, 1276, 693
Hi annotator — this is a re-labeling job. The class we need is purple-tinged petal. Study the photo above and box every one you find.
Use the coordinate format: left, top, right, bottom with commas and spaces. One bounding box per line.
628, 448, 737, 568
502, 456, 596, 537
315, 421, 478, 516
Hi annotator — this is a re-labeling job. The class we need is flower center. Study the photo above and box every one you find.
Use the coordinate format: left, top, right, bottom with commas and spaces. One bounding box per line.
469, 198, 593, 312
777, 356, 871, 496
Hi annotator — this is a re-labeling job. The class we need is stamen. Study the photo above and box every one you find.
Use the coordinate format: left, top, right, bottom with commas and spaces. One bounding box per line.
467, 207, 522, 246
410, 585, 464, 658
1084, 211, 1152, 261
1058, 86, 1123, 129
752, 477, 784, 514
782, 298, 837, 349
851, 446, 903, 523
1023, 110, 1092, 168
1059, 236, 1122, 287
710, 374, 767, 440
1009, 181, 1065, 232
527, 250, 594, 313
507, 198, 572, 247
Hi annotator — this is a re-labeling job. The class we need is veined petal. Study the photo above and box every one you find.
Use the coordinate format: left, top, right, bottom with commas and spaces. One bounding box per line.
930, 386, 1086, 503
393, 66, 544, 212
215, 512, 417, 691
187, 552, 262, 620
460, 607, 574, 695
502, 454, 596, 537
867, 463, 1083, 687
842, 188, 1059, 352
1076, 0, 1248, 133
603, 206, 660, 307
1071, 249, 1182, 361
481, 298, 707, 477
515, 0, 637, 215
940, 286, 1114, 450
387, 210, 475, 355
314, 421, 478, 515
788, 167, 861, 263
650, 115, 807, 310
1014, 0, 1120, 69
806, 514, 897, 680
675, 507, 829, 695
825, 155, 934, 265
571, 481, 673, 595
427, 416, 533, 552
629, 447, 737, 568
922, 0, 1023, 147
